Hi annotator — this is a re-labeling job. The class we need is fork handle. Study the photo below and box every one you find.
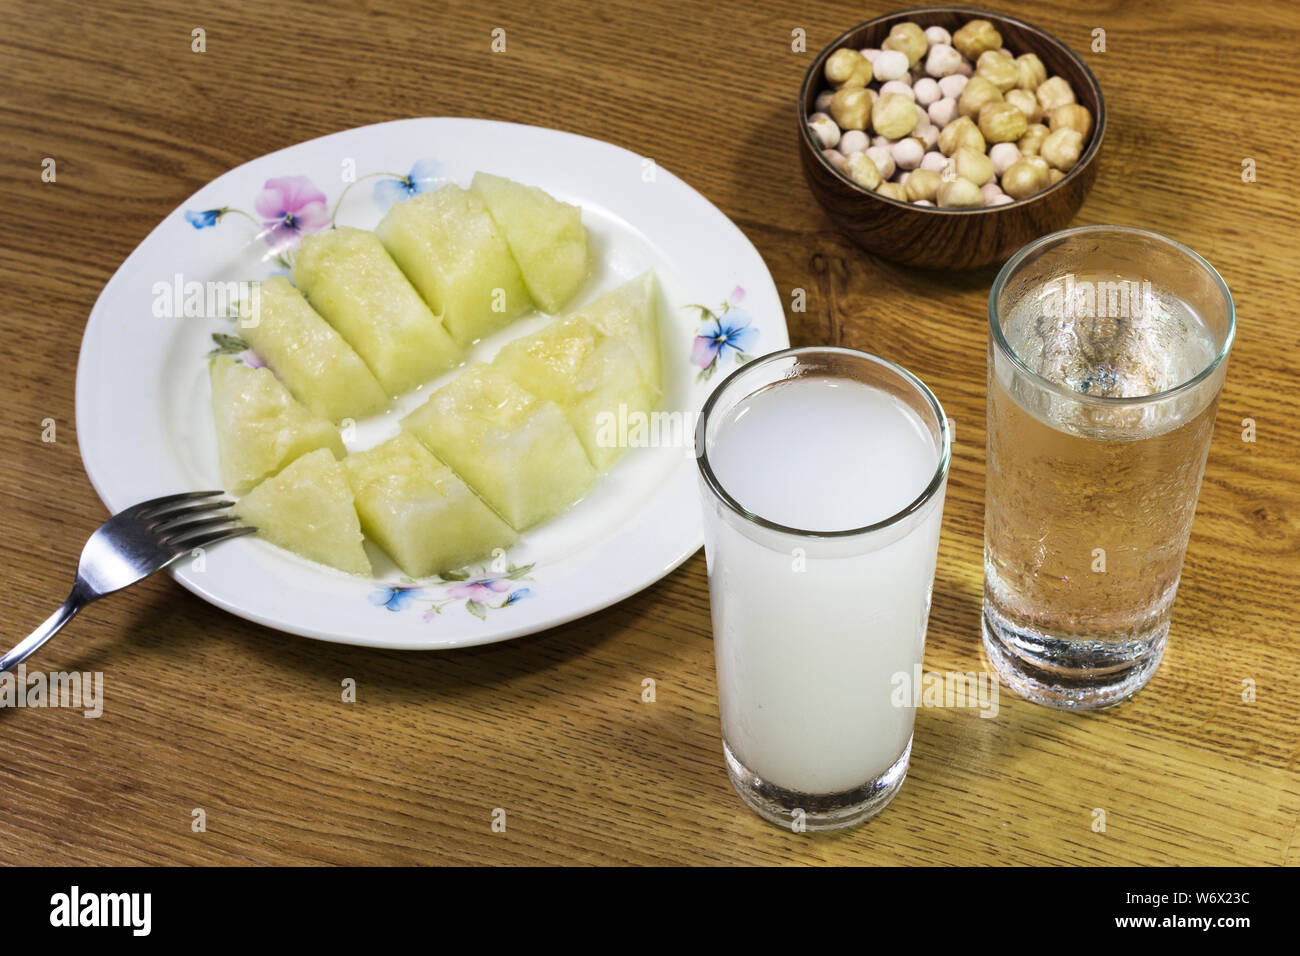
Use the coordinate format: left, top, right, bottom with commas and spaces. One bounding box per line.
0, 589, 87, 674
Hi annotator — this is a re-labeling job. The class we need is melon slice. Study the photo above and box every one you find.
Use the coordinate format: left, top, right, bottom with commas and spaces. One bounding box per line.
292, 226, 462, 394
470, 172, 591, 314
491, 315, 597, 402
238, 275, 388, 422
492, 316, 658, 470
568, 271, 662, 392
402, 363, 596, 530
567, 341, 660, 471
344, 433, 517, 578
234, 448, 371, 575
375, 185, 531, 347
210, 354, 344, 495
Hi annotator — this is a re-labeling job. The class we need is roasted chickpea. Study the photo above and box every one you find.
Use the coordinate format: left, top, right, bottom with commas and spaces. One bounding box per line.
872, 92, 919, 139
830, 88, 873, 131
1040, 127, 1083, 171
952, 19, 1002, 61
936, 177, 985, 207
979, 101, 1028, 143
1017, 123, 1049, 156
1036, 76, 1076, 115
1001, 158, 1047, 199
904, 167, 942, 202
938, 115, 986, 155
1014, 53, 1047, 90
844, 151, 883, 190
1049, 103, 1093, 140
958, 75, 1003, 118
975, 50, 1018, 92
882, 22, 928, 67
1004, 88, 1041, 124
949, 145, 994, 186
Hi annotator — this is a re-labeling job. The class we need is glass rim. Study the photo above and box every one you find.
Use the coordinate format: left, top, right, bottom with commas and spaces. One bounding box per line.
694, 346, 952, 540
988, 224, 1237, 408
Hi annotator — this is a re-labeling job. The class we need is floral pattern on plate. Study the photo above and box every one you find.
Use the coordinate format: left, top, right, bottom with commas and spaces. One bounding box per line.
688, 285, 758, 381
183, 162, 448, 270
369, 563, 535, 622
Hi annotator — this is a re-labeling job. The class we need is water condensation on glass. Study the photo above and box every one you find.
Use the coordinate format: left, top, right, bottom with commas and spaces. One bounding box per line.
999, 270, 1219, 439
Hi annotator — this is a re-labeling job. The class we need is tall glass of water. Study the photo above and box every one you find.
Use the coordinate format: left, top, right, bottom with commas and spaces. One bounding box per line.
984, 226, 1235, 710
696, 347, 951, 830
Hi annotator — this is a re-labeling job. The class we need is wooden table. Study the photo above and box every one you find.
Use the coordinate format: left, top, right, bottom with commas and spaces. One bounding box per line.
1, 0, 1296, 866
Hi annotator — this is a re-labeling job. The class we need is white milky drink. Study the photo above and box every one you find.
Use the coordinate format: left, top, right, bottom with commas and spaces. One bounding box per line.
700, 367, 948, 803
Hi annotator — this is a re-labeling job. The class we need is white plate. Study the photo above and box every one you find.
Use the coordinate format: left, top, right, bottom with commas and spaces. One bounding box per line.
75, 118, 788, 650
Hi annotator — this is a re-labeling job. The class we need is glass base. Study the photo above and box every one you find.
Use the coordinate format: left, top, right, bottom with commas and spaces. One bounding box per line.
723, 737, 910, 831
981, 599, 1168, 710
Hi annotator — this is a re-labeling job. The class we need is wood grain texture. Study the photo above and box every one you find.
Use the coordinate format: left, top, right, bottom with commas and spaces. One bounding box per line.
0, 0, 1297, 866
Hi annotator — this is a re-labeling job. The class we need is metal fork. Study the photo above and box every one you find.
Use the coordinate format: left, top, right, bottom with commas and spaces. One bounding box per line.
1, 491, 255, 673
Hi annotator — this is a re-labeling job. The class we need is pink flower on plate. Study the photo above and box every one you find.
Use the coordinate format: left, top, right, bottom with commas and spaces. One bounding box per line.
446, 578, 512, 603
254, 176, 330, 253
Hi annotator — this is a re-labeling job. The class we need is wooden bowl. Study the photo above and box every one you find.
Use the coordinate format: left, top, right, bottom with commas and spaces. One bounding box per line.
799, 6, 1105, 270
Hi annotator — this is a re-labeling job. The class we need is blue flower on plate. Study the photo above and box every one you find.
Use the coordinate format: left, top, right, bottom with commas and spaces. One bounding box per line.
373, 158, 446, 212
692, 311, 758, 367
502, 588, 533, 607
185, 208, 225, 229
368, 585, 422, 612
688, 286, 758, 382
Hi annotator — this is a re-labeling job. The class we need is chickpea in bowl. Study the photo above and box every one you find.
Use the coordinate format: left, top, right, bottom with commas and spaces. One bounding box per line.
798, 6, 1104, 269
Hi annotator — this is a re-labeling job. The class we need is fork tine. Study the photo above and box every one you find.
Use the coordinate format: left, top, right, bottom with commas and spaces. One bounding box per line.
159, 513, 240, 543
171, 525, 258, 553
151, 500, 236, 530
146, 495, 233, 522
127, 490, 227, 520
